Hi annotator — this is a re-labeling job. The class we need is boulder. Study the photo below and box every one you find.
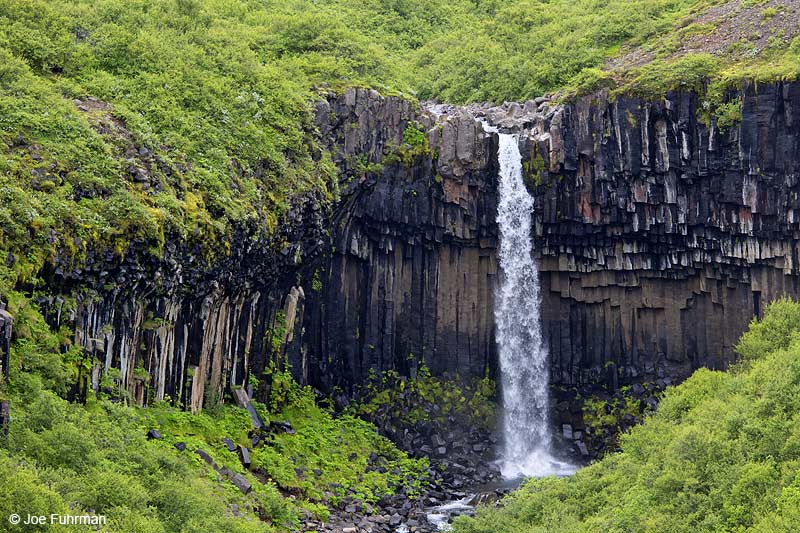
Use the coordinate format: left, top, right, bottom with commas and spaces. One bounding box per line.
239, 446, 251, 468
576, 441, 589, 457
230, 473, 251, 495
269, 420, 295, 435
195, 449, 216, 467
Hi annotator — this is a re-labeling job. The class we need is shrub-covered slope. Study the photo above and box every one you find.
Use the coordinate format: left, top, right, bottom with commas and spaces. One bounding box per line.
454, 299, 800, 533
0, 0, 340, 298
1, 370, 428, 532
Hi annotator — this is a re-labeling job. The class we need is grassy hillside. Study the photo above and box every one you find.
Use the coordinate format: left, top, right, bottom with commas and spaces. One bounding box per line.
0, 0, 339, 299
1, 366, 428, 532
453, 299, 800, 532
0, 276, 431, 532
2, 0, 799, 298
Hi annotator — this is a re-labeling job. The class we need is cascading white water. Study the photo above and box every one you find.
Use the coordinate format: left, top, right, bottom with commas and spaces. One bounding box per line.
491, 128, 575, 479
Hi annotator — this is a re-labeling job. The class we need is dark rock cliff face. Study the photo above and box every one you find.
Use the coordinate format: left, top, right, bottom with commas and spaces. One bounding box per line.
0, 306, 11, 434
297, 89, 500, 392
37, 191, 327, 412
521, 82, 800, 385
19, 82, 800, 409
297, 82, 800, 391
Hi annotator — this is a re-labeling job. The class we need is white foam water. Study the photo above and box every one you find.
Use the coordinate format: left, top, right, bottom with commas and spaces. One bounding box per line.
426, 495, 475, 531
489, 127, 576, 479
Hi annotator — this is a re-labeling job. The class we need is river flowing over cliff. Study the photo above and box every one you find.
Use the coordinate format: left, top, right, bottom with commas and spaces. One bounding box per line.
490, 128, 573, 478
300, 82, 800, 397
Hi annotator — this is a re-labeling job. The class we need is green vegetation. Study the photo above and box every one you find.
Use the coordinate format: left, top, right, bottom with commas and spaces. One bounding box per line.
249, 379, 428, 505
2, 393, 286, 532
352, 365, 496, 432
384, 122, 432, 168
1, 0, 798, 300
453, 298, 800, 532
580, 385, 658, 452
2, 1, 800, 531
1, 268, 428, 531
618, 53, 721, 97
736, 298, 800, 361
2, 366, 428, 532
0, 0, 339, 303
411, 0, 725, 102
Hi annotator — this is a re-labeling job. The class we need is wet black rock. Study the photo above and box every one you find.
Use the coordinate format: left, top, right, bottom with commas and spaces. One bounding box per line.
195, 449, 215, 467
576, 441, 589, 457
239, 447, 251, 468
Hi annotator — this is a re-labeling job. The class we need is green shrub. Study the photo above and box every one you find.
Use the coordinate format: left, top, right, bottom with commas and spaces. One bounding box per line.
619, 53, 719, 97
249, 375, 429, 505
736, 298, 800, 360
352, 365, 497, 432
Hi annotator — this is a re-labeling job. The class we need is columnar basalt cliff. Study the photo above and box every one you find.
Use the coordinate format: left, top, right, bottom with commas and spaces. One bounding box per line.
37, 191, 326, 412
18, 82, 800, 410
300, 89, 500, 391
300, 82, 800, 391
515, 82, 800, 385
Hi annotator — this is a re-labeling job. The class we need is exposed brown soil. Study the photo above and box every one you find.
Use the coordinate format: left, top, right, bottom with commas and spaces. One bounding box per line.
607, 0, 800, 72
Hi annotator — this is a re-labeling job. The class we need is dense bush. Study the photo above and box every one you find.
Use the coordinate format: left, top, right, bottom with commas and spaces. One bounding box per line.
736, 298, 800, 360
352, 365, 496, 432
1, 387, 279, 532
454, 299, 800, 532
0, 0, 339, 299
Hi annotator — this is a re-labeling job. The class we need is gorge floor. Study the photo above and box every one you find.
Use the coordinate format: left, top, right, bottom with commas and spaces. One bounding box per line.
299, 376, 667, 532
299, 417, 591, 532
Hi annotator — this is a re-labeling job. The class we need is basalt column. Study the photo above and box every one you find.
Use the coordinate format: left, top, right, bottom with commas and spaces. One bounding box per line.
510, 82, 800, 386
304, 90, 500, 391
308, 82, 800, 392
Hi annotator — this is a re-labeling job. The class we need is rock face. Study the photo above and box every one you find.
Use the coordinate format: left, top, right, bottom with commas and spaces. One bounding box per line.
23, 82, 800, 407
521, 82, 800, 385
298, 82, 800, 390
301, 89, 500, 391
0, 306, 11, 383
37, 190, 327, 412
0, 305, 12, 436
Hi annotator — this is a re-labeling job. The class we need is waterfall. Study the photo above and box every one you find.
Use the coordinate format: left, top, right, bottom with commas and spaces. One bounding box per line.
490, 128, 574, 479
